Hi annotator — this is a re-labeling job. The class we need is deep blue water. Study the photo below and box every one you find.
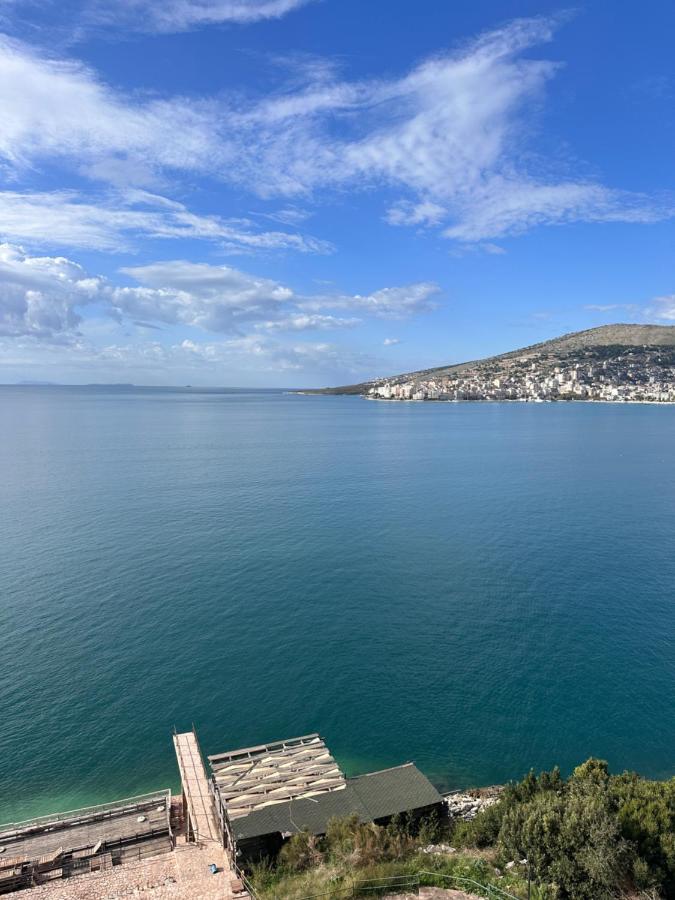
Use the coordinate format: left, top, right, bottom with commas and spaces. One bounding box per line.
1, 386, 673, 823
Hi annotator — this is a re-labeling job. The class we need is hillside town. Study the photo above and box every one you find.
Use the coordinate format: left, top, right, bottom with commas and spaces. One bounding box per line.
368, 346, 675, 403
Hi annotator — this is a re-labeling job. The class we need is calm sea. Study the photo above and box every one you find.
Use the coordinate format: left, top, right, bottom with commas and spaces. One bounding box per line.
1, 386, 673, 822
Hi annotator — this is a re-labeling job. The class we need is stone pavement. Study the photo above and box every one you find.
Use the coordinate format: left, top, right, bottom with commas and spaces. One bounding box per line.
17, 836, 235, 899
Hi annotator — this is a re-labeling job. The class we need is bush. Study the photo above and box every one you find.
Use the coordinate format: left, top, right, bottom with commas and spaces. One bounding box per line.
278, 828, 324, 872
612, 772, 675, 894
254, 762, 675, 900
498, 779, 629, 900
452, 799, 504, 848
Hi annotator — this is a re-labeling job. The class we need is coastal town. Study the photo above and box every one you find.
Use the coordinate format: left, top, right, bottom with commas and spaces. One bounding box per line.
368, 345, 675, 403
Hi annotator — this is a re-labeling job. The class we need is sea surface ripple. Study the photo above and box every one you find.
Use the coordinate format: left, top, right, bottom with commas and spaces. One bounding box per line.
1, 386, 673, 821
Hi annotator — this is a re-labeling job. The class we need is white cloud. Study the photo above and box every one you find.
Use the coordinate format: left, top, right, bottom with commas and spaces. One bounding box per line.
0, 245, 438, 345
0, 19, 671, 242
646, 295, 675, 321
116, 261, 437, 330
305, 283, 441, 318
385, 201, 448, 228
0, 190, 331, 254
256, 314, 360, 332
176, 334, 365, 373
257, 207, 313, 226
0, 331, 377, 385
114, 260, 293, 332
441, 180, 671, 242
0, 35, 221, 179
584, 303, 638, 313
383, 337, 400, 346
88, 0, 313, 33
0, 243, 101, 338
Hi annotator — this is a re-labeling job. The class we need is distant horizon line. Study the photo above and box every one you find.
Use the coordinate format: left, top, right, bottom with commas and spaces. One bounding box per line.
1, 382, 308, 391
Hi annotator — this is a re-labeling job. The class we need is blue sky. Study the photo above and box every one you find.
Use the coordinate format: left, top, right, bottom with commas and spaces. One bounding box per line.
1, 0, 674, 386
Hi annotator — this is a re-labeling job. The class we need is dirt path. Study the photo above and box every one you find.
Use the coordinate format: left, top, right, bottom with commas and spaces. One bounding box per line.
386, 889, 484, 900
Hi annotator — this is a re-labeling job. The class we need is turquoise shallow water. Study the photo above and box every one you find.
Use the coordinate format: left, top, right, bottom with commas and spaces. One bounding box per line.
1, 386, 673, 823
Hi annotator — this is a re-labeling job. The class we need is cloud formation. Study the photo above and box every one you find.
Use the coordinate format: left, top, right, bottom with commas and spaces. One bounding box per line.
0, 190, 331, 254
88, 0, 313, 33
0, 244, 439, 342
303, 283, 441, 318
256, 314, 361, 332
0, 331, 376, 385
646, 295, 675, 320
0, 243, 99, 338
0, 18, 671, 244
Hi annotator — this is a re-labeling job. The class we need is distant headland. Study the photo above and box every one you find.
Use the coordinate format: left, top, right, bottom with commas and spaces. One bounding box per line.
308, 324, 675, 402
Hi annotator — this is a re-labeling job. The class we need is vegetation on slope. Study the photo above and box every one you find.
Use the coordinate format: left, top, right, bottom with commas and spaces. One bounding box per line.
456, 759, 674, 899
250, 759, 675, 900
310, 324, 675, 394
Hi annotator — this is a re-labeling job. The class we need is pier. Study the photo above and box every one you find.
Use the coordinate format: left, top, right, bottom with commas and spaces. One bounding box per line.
0, 727, 444, 897
172, 729, 250, 899
172, 730, 218, 844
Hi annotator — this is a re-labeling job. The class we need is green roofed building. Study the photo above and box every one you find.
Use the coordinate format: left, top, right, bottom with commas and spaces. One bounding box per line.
207, 734, 444, 862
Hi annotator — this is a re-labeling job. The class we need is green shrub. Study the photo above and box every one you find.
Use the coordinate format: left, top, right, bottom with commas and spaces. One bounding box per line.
612, 772, 675, 894
498, 780, 630, 900
452, 799, 504, 848
278, 828, 324, 872
416, 809, 442, 845
253, 762, 675, 900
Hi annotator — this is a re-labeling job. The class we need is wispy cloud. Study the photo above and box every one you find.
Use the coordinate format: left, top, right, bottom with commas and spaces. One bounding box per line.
1, 18, 672, 244
383, 337, 400, 346
0, 190, 331, 254
86, 0, 314, 33
302, 283, 441, 318
584, 303, 639, 313
256, 207, 314, 226
256, 314, 361, 332
0, 330, 378, 383
585, 297, 675, 322
645, 295, 675, 321
0, 0, 314, 37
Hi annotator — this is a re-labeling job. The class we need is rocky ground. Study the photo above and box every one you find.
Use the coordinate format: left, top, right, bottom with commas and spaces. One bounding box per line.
385, 890, 483, 899
444, 787, 502, 821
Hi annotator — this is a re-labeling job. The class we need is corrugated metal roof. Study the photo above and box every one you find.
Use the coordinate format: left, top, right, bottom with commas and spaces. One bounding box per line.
232, 764, 443, 841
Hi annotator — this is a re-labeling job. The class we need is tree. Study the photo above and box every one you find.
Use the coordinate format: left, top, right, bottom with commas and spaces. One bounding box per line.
498, 762, 631, 900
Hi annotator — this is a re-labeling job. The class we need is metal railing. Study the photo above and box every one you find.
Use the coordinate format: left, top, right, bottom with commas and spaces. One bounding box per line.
418, 871, 522, 899
254, 869, 525, 900
233, 863, 261, 899
263, 875, 419, 899
0, 790, 171, 836
357, 875, 419, 896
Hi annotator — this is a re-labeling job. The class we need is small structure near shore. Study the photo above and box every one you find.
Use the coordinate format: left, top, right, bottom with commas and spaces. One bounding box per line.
0, 791, 172, 894
0, 729, 457, 895
207, 732, 445, 862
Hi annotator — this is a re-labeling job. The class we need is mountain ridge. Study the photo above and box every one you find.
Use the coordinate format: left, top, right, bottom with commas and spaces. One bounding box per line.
311, 324, 675, 396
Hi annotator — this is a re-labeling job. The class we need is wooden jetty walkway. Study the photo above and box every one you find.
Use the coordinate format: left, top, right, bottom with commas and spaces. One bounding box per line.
173, 731, 218, 844
173, 730, 251, 899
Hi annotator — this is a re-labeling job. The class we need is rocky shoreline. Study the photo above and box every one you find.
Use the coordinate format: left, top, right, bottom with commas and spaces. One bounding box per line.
443, 786, 503, 822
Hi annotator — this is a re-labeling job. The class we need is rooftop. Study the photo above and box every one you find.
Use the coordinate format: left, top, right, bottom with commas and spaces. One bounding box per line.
208, 733, 346, 820
230, 764, 444, 841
